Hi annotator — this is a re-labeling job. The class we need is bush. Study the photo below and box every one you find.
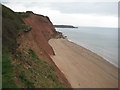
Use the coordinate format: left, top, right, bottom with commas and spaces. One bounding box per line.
26, 11, 33, 13
28, 49, 37, 59
17, 12, 29, 18
18, 74, 35, 88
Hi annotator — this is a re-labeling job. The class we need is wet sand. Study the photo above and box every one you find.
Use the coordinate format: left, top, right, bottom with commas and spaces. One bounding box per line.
49, 38, 118, 88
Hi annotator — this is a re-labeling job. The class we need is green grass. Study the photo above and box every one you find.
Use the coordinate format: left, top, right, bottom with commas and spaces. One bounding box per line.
28, 49, 38, 59
28, 49, 66, 88
18, 73, 35, 88
2, 55, 18, 88
14, 49, 67, 88
2, 5, 26, 87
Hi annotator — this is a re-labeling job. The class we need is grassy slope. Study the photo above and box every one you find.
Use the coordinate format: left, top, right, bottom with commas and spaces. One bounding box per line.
2, 5, 24, 88
2, 5, 66, 88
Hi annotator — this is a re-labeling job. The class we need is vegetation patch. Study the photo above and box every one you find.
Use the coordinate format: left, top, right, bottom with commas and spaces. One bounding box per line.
14, 49, 67, 88
18, 73, 35, 88
2, 55, 18, 88
17, 12, 28, 18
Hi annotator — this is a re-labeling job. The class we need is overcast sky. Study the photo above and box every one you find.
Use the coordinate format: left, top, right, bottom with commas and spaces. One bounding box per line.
1, 0, 119, 27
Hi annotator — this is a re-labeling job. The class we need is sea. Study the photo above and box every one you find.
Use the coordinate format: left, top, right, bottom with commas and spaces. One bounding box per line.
56, 27, 118, 67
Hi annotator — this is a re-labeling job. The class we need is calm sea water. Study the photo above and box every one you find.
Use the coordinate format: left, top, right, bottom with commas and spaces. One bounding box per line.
56, 27, 118, 67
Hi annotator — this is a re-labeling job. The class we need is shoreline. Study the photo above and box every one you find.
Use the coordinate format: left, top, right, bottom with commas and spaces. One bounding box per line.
49, 38, 118, 88
66, 38, 118, 68
55, 27, 118, 68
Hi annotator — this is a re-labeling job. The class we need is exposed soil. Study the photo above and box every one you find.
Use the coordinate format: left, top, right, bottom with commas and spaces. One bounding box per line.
17, 13, 71, 87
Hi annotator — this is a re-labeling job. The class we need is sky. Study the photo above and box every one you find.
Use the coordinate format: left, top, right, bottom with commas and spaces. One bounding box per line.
1, 0, 119, 28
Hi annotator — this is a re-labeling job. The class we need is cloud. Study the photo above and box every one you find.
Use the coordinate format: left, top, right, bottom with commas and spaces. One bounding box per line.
1, 0, 119, 2
1, 1, 118, 27
49, 13, 118, 28
49, 2, 118, 16
2, 2, 117, 16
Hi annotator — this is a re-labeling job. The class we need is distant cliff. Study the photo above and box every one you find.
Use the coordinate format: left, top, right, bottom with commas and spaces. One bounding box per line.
2, 5, 71, 88
54, 25, 78, 28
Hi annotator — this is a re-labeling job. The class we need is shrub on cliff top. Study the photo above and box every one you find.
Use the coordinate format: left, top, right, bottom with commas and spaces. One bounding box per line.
26, 11, 33, 13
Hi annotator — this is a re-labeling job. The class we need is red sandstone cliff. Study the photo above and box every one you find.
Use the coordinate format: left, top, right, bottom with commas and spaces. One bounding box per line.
17, 12, 71, 87
18, 13, 56, 62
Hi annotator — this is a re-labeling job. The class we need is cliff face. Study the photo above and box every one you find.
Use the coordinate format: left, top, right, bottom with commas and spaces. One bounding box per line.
3, 5, 71, 88
18, 13, 56, 62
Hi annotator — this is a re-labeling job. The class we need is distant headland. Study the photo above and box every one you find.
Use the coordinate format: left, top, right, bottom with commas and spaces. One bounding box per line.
54, 25, 78, 28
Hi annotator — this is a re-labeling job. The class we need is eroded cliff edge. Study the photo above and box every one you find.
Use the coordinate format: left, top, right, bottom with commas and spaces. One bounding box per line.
2, 5, 71, 88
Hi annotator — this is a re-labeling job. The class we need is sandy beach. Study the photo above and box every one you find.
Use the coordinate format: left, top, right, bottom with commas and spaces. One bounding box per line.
49, 38, 118, 88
